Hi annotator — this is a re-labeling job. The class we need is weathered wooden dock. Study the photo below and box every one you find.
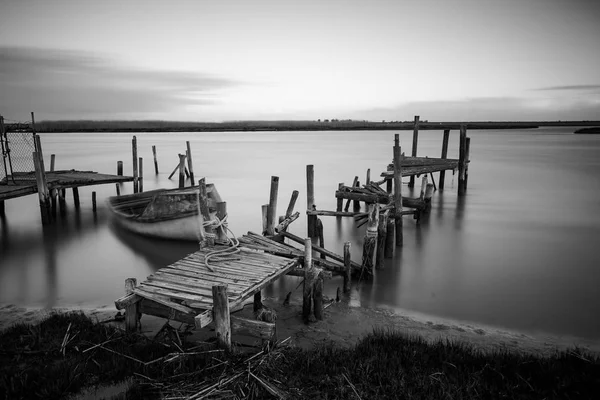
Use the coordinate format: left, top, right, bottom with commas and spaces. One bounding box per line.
116, 233, 301, 345
0, 170, 133, 201
1, 113, 138, 220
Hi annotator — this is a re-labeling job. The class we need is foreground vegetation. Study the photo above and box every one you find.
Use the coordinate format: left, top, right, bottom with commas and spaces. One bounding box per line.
1, 312, 598, 399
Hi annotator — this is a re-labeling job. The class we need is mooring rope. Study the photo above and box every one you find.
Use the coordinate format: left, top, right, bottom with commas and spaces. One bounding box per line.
200, 214, 242, 272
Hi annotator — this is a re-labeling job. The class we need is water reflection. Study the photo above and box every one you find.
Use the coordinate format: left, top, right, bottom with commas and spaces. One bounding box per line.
42, 224, 57, 309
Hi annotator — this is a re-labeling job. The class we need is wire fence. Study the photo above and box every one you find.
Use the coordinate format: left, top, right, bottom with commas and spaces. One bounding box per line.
1, 130, 36, 184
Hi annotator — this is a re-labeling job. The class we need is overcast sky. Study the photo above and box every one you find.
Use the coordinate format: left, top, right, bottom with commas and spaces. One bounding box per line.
1, 0, 599, 121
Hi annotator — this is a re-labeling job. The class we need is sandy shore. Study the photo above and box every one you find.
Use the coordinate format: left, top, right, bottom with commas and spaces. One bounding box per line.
2, 300, 599, 357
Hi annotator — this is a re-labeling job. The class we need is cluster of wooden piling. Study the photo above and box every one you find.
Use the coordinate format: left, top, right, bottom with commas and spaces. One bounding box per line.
112, 117, 475, 351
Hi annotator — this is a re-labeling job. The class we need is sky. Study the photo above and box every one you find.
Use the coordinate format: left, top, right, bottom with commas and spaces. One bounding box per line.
0, 0, 599, 122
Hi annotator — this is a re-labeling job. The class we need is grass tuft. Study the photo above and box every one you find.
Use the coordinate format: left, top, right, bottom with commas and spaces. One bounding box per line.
1, 313, 599, 399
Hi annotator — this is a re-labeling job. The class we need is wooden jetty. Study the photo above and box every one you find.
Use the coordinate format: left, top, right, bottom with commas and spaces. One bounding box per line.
1, 113, 136, 222
115, 233, 302, 347
0, 170, 133, 200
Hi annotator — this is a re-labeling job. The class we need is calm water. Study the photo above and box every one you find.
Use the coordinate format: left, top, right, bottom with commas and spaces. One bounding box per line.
1, 128, 599, 340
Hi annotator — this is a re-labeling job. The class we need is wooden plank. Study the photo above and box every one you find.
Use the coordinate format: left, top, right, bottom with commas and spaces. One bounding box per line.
177, 258, 272, 278
154, 270, 248, 292
114, 293, 142, 310
137, 283, 212, 305
162, 266, 257, 285
142, 279, 238, 300
237, 258, 300, 299
231, 315, 276, 340
280, 231, 362, 270
133, 287, 195, 314
192, 250, 288, 268
140, 298, 196, 326
148, 274, 244, 295
166, 264, 260, 283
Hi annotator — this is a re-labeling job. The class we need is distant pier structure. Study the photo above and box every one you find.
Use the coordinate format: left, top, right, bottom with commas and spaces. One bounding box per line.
0, 113, 134, 223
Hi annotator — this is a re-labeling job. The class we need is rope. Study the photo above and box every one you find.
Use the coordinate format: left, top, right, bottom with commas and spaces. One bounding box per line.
199, 213, 242, 272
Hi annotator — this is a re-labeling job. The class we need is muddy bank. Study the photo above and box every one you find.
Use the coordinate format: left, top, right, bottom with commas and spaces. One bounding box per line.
2, 301, 599, 357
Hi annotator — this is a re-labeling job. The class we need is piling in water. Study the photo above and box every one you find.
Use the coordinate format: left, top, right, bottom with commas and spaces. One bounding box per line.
409, 115, 420, 188
152, 145, 159, 174
439, 129, 450, 190
132, 136, 138, 193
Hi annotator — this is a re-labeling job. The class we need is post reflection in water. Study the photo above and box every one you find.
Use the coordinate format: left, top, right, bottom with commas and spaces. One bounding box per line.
42, 224, 57, 309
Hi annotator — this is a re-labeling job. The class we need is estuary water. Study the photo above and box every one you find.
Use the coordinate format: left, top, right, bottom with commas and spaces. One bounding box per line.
1, 128, 599, 341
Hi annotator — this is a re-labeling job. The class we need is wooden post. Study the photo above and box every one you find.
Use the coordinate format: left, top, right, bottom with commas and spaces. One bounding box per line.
386, 178, 392, 193
50, 154, 55, 172
384, 216, 395, 258
33, 148, 51, 224
313, 272, 323, 320
317, 218, 325, 260
302, 238, 312, 323
424, 183, 434, 213
186, 141, 195, 186
306, 165, 318, 247
458, 125, 467, 196
216, 202, 228, 243
439, 129, 450, 190
409, 115, 420, 188
178, 154, 186, 189
115, 183, 121, 196
72, 187, 80, 209
261, 204, 268, 235
212, 285, 231, 351
266, 176, 279, 236
132, 136, 138, 193
361, 203, 379, 275
92, 191, 97, 212
253, 291, 262, 312
117, 161, 123, 176
285, 190, 299, 218
152, 145, 159, 175
125, 278, 140, 332
353, 179, 361, 212
336, 183, 344, 212
138, 157, 143, 193
394, 134, 403, 246
343, 242, 351, 293
465, 137, 471, 190
366, 168, 371, 185
376, 210, 388, 269
198, 178, 214, 246
344, 176, 358, 211
419, 175, 428, 200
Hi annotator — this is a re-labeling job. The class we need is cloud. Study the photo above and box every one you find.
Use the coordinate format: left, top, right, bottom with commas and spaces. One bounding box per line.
352, 96, 600, 122
534, 84, 600, 91
0, 47, 240, 120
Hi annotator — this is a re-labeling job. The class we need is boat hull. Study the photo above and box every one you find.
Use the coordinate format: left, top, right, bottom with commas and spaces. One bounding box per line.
111, 212, 204, 241
107, 185, 221, 241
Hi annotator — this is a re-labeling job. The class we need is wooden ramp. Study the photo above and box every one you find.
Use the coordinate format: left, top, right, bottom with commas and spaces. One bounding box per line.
0, 170, 134, 201
115, 233, 301, 329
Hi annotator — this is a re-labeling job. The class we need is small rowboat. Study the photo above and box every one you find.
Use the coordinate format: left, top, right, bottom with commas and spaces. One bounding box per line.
107, 185, 222, 241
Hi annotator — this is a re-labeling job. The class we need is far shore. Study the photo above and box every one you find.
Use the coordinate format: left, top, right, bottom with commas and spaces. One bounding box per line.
2, 300, 599, 357
15, 119, 600, 134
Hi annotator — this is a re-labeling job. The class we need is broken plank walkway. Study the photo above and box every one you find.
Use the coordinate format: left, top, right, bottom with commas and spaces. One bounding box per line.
115, 232, 300, 330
